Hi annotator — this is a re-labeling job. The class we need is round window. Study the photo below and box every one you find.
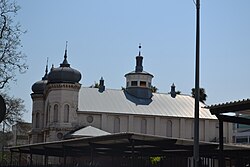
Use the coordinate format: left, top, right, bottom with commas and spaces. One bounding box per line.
57, 132, 63, 139
87, 115, 93, 123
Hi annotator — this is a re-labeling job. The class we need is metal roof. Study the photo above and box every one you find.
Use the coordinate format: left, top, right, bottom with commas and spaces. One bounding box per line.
206, 98, 250, 114
206, 98, 250, 125
9, 132, 250, 158
70, 126, 111, 137
78, 88, 216, 119
124, 70, 154, 77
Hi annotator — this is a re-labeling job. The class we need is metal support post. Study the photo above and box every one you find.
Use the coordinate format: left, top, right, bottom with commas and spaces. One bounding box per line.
193, 0, 200, 166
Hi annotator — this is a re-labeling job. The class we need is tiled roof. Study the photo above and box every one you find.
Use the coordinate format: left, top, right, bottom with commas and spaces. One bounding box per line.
78, 87, 216, 119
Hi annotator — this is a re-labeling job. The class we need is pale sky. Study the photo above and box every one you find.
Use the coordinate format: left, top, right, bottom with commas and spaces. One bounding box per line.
8, 1, 250, 122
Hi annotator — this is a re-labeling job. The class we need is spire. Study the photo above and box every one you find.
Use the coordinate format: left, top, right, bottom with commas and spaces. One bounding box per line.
135, 43, 143, 72
138, 43, 142, 56
42, 58, 49, 80
60, 41, 70, 67
46, 57, 48, 73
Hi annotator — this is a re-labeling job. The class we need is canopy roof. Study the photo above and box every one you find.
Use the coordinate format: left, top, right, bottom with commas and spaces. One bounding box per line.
9, 132, 250, 158
207, 98, 250, 125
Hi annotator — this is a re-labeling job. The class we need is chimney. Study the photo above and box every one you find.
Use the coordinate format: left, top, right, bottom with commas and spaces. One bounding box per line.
99, 77, 105, 92
170, 83, 176, 98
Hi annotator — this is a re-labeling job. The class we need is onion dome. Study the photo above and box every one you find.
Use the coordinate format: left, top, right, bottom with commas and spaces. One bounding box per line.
32, 63, 48, 94
48, 44, 81, 84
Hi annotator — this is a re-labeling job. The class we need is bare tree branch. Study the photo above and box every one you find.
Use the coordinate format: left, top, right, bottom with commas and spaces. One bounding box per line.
0, 0, 28, 89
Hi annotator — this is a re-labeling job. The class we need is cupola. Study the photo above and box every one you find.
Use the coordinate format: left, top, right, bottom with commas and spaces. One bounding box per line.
31, 62, 48, 94
124, 44, 154, 99
98, 77, 105, 92
170, 83, 176, 98
48, 43, 81, 84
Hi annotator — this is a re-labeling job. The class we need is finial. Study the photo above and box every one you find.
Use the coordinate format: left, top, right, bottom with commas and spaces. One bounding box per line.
51, 64, 54, 71
135, 43, 143, 72
64, 41, 68, 59
42, 58, 49, 80
138, 43, 142, 56
45, 57, 48, 75
60, 41, 70, 67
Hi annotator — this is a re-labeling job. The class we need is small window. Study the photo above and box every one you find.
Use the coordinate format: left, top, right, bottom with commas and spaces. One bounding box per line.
140, 81, 147, 87
131, 81, 138, 86
148, 82, 151, 87
236, 137, 248, 143
127, 82, 129, 87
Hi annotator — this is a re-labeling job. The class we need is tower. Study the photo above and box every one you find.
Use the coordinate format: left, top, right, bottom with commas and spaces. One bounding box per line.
43, 44, 82, 142
31, 62, 48, 143
124, 44, 154, 99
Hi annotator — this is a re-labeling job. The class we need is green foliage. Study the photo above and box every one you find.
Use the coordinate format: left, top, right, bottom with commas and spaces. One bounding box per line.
176, 91, 181, 94
151, 86, 158, 93
89, 82, 99, 88
150, 156, 161, 165
191, 88, 207, 103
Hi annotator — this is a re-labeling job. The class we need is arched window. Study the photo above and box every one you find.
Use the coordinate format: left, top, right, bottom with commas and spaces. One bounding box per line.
54, 104, 59, 122
46, 104, 50, 125
167, 120, 172, 137
64, 104, 69, 123
114, 117, 120, 133
35, 112, 40, 128
141, 119, 147, 134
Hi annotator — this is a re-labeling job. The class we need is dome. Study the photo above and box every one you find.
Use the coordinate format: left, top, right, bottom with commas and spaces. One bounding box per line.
32, 79, 48, 94
32, 68, 48, 94
47, 49, 81, 84
48, 66, 81, 83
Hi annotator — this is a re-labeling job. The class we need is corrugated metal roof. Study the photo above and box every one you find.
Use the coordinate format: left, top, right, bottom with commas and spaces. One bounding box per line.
206, 98, 250, 109
78, 87, 216, 119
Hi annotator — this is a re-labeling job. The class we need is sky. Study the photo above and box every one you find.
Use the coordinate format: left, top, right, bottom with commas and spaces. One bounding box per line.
7, 0, 250, 122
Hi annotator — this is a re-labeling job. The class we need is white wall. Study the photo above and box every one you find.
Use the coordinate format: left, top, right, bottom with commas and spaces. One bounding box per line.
76, 112, 228, 142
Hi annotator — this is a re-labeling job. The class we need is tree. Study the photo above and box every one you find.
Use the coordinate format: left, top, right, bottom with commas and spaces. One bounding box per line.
151, 85, 158, 93
89, 82, 99, 88
1, 93, 27, 131
0, 0, 28, 89
191, 88, 207, 103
